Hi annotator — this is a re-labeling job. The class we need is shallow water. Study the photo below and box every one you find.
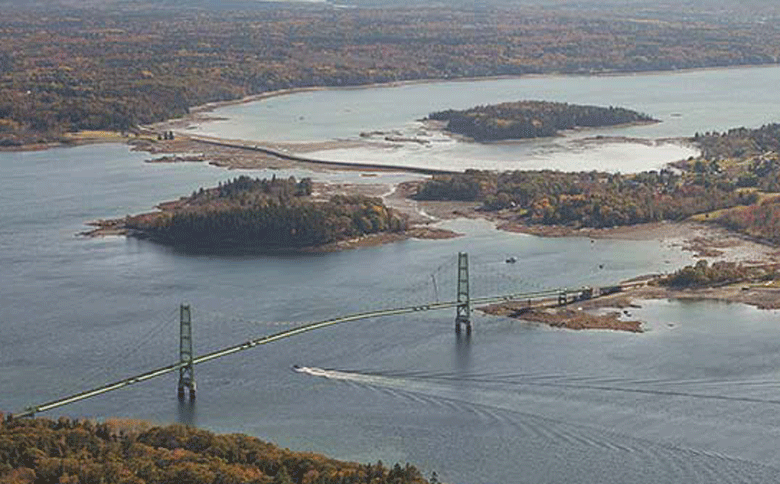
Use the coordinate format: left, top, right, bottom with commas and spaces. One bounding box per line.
189, 66, 780, 173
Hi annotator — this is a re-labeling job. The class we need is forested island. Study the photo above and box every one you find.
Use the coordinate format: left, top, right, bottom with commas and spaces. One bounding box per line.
0, 416, 432, 484
96, 176, 410, 251
426, 101, 656, 141
3, 2, 780, 146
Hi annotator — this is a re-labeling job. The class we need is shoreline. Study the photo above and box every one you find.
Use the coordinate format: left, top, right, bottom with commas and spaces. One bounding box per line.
144, 62, 777, 153
133, 127, 694, 175
177, 62, 780, 120
479, 270, 780, 333
81, 219, 460, 254
5, 62, 777, 155
414, 192, 780, 330
81, 179, 462, 253
80, 220, 459, 254
412, 193, 777, 257
81, 179, 780, 327
180, 135, 457, 175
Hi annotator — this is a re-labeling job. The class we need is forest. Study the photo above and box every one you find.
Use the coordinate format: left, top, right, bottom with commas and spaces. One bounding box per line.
714, 196, 780, 245
122, 176, 408, 250
3, 3, 780, 145
657, 260, 778, 288
695, 124, 780, 161
427, 101, 655, 141
414, 169, 757, 229
0, 416, 431, 484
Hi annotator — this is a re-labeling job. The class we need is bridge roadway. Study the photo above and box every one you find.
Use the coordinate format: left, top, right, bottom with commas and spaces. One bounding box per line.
186, 134, 455, 175
12, 286, 592, 419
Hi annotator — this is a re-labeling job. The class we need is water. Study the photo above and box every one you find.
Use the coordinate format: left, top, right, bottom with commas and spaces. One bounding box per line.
190, 66, 780, 173
194, 67, 780, 143
5, 67, 780, 483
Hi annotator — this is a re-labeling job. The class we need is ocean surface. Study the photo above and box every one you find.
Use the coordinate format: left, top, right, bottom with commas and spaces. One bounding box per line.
5, 66, 780, 484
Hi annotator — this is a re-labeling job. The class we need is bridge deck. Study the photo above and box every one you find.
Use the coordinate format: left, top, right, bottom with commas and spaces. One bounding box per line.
13, 286, 596, 418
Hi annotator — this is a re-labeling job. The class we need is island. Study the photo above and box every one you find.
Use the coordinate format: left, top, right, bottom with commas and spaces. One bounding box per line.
0, 416, 432, 484
425, 101, 657, 142
85, 175, 455, 252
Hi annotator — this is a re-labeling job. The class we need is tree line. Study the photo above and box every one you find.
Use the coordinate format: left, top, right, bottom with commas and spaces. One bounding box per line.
414, 169, 757, 229
695, 124, 780, 161
657, 260, 778, 288
3, 3, 780, 145
124, 176, 407, 250
715, 196, 780, 245
0, 416, 430, 484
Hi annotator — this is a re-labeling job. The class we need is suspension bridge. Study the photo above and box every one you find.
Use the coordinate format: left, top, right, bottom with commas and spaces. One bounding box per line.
11, 252, 624, 419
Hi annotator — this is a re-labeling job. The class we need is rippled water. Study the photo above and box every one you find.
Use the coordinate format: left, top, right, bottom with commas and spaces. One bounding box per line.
5, 66, 780, 482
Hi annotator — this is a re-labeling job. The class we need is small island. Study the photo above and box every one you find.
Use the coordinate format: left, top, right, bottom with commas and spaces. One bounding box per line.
426, 100, 657, 141
86, 175, 419, 252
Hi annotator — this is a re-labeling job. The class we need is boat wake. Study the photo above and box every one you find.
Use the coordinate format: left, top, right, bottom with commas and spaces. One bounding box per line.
292, 365, 403, 387
290, 364, 780, 481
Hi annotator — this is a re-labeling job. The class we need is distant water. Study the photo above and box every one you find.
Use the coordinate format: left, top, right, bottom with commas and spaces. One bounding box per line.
5, 142, 780, 482
189, 66, 780, 172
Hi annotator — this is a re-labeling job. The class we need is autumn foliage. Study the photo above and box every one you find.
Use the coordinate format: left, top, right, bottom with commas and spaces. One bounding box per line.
3, 3, 780, 144
124, 176, 408, 250
715, 196, 780, 245
427, 101, 655, 141
415, 169, 757, 229
0, 417, 429, 484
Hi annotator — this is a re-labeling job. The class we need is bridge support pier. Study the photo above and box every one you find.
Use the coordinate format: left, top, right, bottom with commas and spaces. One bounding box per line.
455, 252, 471, 335
178, 304, 196, 400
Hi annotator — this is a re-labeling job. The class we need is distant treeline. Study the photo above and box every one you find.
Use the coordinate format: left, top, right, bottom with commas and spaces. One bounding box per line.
124, 175, 407, 250
427, 101, 655, 141
414, 169, 757, 228
0, 416, 431, 484
3, 4, 780, 144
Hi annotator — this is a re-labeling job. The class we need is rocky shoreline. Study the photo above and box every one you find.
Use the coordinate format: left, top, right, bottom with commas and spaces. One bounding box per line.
480, 302, 644, 333
478, 267, 780, 333
82, 217, 459, 254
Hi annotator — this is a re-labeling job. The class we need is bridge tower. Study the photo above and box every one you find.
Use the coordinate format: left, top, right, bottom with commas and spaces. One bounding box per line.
455, 252, 471, 335
178, 304, 196, 400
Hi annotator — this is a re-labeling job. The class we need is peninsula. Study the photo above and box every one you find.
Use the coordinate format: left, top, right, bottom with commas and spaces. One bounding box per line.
426, 101, 657, 141
411, 124, 780, 235
481, 260, 780, 333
